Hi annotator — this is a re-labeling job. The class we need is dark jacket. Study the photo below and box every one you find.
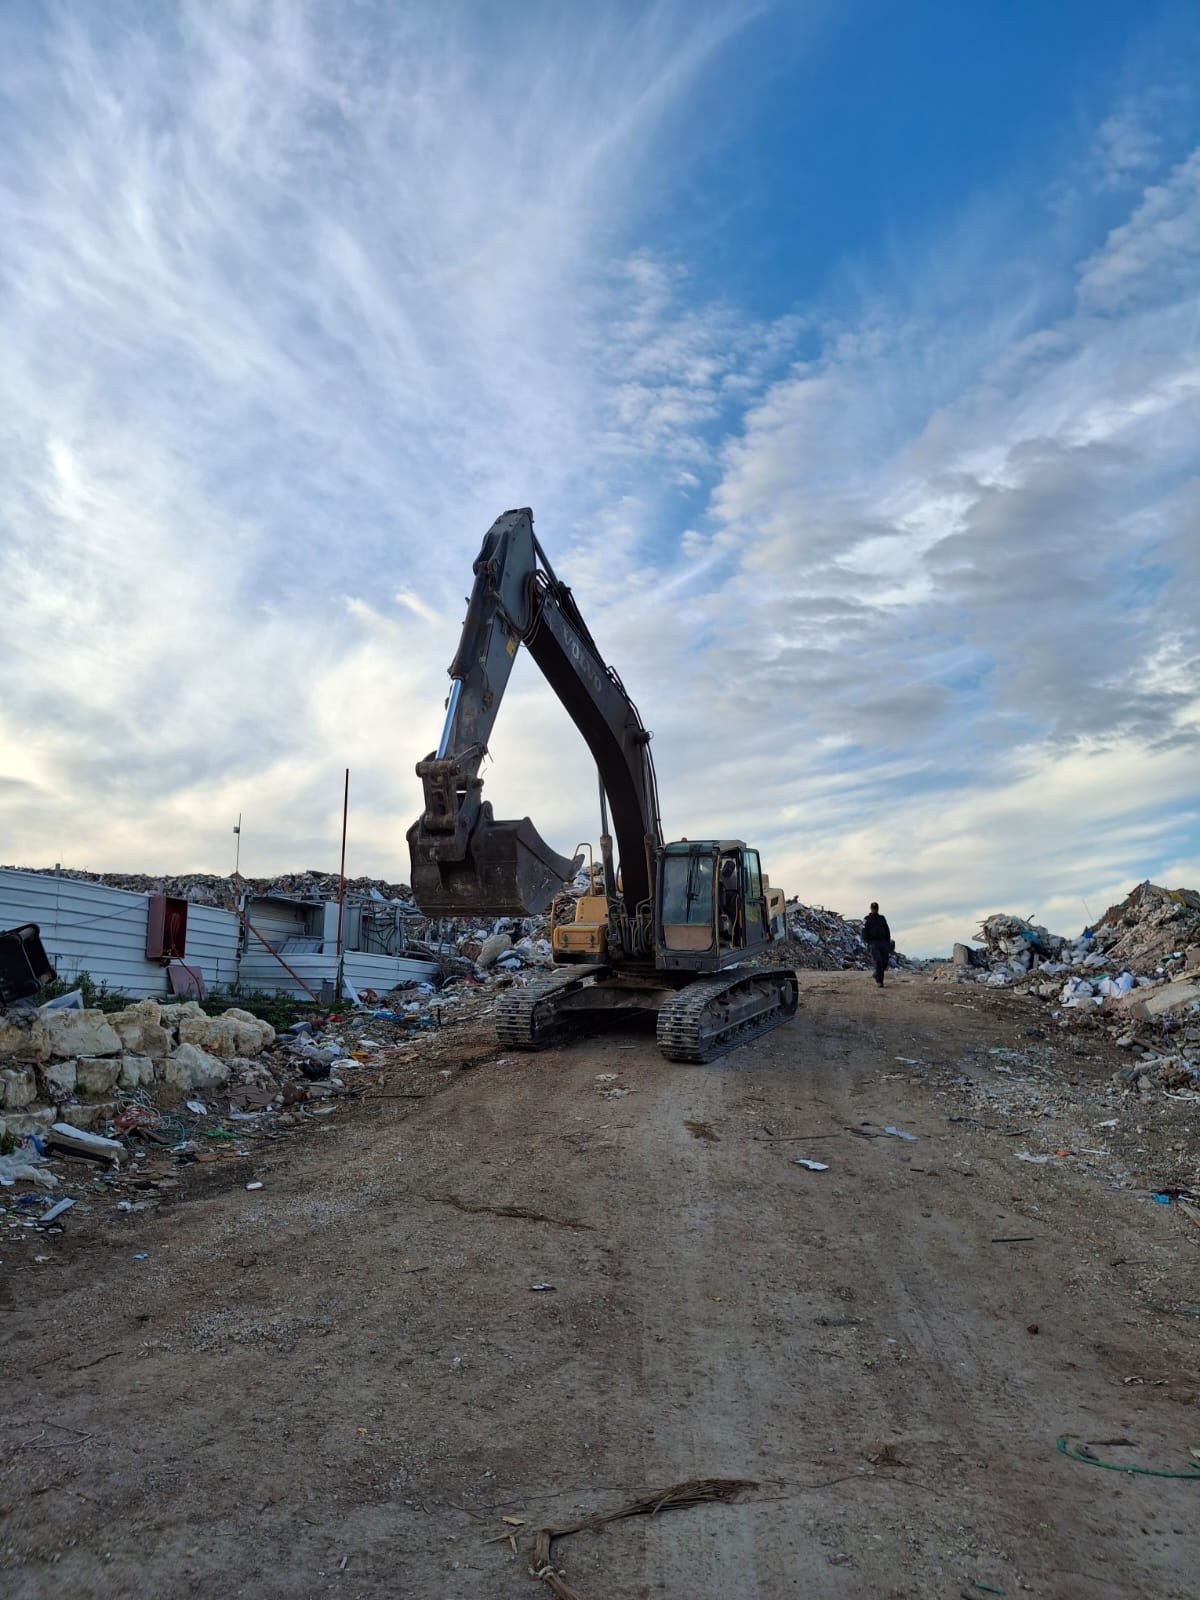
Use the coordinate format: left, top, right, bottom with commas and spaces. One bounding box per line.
862, 912, 891, 945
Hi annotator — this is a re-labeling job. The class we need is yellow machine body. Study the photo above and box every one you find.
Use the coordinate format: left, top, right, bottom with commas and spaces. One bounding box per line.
551, 892, 610, 961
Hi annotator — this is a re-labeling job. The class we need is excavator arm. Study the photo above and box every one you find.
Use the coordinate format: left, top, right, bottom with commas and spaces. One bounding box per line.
407, 508, 663, 921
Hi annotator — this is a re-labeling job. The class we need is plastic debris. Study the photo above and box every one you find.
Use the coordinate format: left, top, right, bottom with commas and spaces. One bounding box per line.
883, 1125, 917, 1142
794, 1159, 830, 1171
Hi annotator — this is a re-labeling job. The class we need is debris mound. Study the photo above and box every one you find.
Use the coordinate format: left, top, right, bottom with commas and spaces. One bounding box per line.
1089, 882, 1200, 973
2, 865, 415, 909
779, 902, 900, 971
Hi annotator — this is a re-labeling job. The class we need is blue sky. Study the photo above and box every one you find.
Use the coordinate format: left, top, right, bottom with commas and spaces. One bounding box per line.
1, 1, 1198, 953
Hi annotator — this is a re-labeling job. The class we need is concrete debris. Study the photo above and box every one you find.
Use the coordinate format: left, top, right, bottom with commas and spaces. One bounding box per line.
938, 880, 1200, 1103
1090, 882, 1200, 973
779, 901, 908, 972
1, 864, 418, 908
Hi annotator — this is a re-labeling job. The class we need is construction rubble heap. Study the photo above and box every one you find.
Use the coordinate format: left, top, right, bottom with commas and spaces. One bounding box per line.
3, 864, 415, 907
781, 900, 899, 970
940, 881, 1200, 1103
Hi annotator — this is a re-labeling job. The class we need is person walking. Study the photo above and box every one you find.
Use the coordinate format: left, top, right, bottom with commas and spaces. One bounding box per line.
862, 901, 892, 987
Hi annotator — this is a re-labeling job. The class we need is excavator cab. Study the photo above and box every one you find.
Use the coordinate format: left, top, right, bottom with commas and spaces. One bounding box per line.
655, 840, 770, 973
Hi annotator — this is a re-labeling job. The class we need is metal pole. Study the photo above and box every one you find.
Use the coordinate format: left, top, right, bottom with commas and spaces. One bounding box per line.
233, 813, 242, 876
335, 770, 350, 994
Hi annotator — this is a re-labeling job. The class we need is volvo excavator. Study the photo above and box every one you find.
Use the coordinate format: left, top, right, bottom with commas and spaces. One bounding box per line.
407, 508, 798, 1062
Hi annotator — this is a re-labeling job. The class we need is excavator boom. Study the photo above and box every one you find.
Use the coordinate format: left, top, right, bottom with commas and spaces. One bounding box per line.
408, 509, 662, 920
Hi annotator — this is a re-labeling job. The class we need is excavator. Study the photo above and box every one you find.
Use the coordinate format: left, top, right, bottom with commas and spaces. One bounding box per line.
407, 508, 798, 1062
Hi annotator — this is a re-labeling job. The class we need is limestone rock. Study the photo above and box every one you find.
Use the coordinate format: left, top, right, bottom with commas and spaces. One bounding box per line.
41, 1059, 78, 1101
4, 1107, 56, 1135
118, 1055, 155, 1090
0, 1016, 46, 1063
56, 1100, 116, 1130
110, 1000, 171, 1060
223, 1008, 275, 1054
170, 1042, 231, 1091
33, 1009, 121, 1061
159, 1055, 191, 1093
76, 1057, 122, 1096
1, 1066, 37, 1110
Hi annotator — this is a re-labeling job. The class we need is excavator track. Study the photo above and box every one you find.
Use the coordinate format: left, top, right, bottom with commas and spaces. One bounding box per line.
494, 967, 602, 1050
655, 966, 799, 1063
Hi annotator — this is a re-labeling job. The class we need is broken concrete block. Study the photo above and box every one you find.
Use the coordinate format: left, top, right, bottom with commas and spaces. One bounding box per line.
76, 1057, 122, 1096
0, 1016, 47, 1063
110, 1000, 171, 1059
1, 1066, 38, 1110
118, 1055, 154, 1090
33, 1009, 122, 1061
1120, 975, 1200, 1018
40, 1059, 78, 1101
170, 1042, 231, 1091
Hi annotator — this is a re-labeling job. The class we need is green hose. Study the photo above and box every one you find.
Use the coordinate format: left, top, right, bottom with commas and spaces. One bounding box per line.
1057, 1436, 1200, 1479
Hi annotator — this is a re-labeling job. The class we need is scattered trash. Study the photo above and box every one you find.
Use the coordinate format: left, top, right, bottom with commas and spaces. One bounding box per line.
36, 1198, 76, 1226
1015, 1152, 1053, 1164
1151, 1193, 1172, 1205
185, 1100, 208, 1116
530, 1282, 556, 1292
245, 1181, 264, 1191
794, 1159, 830, 1171
0, 1151, 59, 1190
882, 1125, 917, 1142
47, 1125, 124, 1164
132, 1252, 149, 1261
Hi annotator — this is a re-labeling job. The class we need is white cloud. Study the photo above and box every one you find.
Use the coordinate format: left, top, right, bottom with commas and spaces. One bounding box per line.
0, 10, 1197, 962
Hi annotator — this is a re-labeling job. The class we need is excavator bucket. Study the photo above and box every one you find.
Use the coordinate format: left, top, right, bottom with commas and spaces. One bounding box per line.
408, 812, 581, 919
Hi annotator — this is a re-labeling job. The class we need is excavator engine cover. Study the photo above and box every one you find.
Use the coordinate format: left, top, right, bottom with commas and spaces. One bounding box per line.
408, 811, 580, 918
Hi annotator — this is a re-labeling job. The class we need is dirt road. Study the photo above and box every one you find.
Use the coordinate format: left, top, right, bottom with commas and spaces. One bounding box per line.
3, 971, 1198, 1598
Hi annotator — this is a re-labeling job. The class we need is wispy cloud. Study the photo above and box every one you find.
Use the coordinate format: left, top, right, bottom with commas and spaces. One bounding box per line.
0, 3, 1197, 956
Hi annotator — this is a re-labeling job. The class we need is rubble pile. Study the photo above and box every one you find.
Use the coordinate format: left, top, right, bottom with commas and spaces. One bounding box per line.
779, 902, 881, 971
1089, 881, 1200, 973
938, 881, 1200, 1101
973, 914, 1066, 979
3, 864, 417, 908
